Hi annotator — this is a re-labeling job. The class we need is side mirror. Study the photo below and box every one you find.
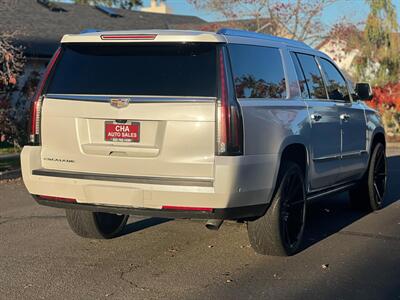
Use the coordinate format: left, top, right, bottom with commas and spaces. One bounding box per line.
355, 83, 373, 101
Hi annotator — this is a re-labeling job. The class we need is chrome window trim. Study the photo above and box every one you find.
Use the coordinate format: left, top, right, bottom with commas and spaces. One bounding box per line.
45, 94, 217, 103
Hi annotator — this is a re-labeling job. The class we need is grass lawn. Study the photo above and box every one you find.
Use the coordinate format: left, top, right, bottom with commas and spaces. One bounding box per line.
0, 147, 20, 155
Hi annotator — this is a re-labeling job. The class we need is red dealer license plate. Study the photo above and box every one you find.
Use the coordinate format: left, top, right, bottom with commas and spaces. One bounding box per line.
105, 122, 140, 142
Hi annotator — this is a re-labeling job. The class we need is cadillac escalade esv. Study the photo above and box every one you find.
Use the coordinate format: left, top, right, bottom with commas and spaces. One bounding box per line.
21, 29, 387, 256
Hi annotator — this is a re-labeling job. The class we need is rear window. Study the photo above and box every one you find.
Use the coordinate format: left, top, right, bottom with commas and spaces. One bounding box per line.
228, 44, 286, 99
47, 43, 217, 97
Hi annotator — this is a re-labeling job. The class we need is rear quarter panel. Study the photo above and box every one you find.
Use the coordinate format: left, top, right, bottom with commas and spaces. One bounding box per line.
239, 99, 311, 196
363, 102, 386, 152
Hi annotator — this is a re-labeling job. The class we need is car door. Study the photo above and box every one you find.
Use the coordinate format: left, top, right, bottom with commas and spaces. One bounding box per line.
292, 52, 341, 190
318, 58, 368, 182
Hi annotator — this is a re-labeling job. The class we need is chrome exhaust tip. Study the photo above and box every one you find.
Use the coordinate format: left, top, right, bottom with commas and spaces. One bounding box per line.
205, 219, 224, 230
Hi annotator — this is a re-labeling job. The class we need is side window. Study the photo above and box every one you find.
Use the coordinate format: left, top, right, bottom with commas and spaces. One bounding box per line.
319, 58, 350, 101
296, 53, 327, 99
290, 52, 310, 98
228, 44, 286, 99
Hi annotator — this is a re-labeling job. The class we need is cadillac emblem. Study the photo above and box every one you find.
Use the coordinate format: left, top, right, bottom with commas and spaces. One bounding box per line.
110, 98, 130, 108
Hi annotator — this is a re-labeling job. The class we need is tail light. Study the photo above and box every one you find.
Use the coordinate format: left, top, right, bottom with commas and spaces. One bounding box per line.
37, 195, 76, 203
29, 47, 62, 145
100, 34, 157, 40
216, 47, 243, 155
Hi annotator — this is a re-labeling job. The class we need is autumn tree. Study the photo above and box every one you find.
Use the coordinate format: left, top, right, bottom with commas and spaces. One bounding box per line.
355, 0, 399, 85
0, 32, 26, 147
188, 0, 337, 45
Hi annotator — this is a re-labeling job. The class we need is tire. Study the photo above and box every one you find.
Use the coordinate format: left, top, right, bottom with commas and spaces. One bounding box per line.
247, 161, 307, 256
349, 143, 387, 211
65, 209, 129, 239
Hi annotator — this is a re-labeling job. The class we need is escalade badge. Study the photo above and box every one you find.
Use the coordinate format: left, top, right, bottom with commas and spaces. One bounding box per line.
110, 98, 130, 108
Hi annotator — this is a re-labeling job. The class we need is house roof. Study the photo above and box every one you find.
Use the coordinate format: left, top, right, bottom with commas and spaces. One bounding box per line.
0, 0, 206, 58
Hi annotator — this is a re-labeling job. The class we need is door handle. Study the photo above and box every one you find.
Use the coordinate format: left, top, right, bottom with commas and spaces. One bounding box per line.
310, 113, 322, 122
340, 113, 350, 121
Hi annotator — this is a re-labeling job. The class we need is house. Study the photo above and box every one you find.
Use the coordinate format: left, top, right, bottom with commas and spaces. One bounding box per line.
0, 0, 205, 59
316, 30, 400, 82
0, 0, 206, 112
141, 0, 172, 14
316, 38, 361, 80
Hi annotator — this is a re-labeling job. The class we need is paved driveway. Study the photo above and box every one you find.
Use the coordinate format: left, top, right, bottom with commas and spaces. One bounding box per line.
0, 149, 399, 299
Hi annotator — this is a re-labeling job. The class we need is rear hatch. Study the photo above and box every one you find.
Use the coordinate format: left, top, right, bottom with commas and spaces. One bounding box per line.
40, 42, 218, 180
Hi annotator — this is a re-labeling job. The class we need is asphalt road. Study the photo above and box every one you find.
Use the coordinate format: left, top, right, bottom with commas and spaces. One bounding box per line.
1, 150, 399, 300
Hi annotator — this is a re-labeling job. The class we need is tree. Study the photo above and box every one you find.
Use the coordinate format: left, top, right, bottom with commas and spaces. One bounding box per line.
74, 0, 143, 9
0, 32, 26, 147
188, 0, 337, 45
355, 0, 399, 85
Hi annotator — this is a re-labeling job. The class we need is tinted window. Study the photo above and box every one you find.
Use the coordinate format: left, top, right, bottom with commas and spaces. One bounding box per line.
290, 52, 309, 98
319, 58, 350, 101
296, 53, 327, 99
47, 43, 217, 97
228, 44, 286, 99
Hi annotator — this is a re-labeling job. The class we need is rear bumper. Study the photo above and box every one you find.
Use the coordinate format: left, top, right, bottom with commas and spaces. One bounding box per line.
34, 196, 267, 220
21, 146, 279, 220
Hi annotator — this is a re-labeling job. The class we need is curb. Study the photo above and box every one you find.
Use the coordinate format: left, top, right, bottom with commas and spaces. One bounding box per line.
0, 168, 21, 180
0, 153, 21, 180
0, 153, 20, 161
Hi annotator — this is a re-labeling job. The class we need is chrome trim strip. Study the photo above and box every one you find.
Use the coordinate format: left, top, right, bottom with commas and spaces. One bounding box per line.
313, 150, 368, 162
32, 169, 214, 187
341, 150, 368, 159
45, 94, 217, 103
312, 154, 341, 162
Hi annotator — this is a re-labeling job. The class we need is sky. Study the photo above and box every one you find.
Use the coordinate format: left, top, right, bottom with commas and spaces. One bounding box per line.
143, 0, 400, 27
60, 0, 400, 27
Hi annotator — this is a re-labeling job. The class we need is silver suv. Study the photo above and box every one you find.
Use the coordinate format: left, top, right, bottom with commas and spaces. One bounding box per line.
21, 29, 387, 256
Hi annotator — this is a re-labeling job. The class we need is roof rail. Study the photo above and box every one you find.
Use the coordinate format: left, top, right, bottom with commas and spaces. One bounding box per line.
217, 28, 311, 50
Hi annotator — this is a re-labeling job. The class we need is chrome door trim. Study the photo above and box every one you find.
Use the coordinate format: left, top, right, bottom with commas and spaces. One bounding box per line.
341, 150, 368, 159
313, 150, 367, 162
312, 154, 341, 162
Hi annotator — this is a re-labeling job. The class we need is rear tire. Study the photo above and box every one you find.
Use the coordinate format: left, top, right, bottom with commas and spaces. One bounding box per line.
65, 209, 129, 239
349, 143, 387, 211
247, 161, 306, 256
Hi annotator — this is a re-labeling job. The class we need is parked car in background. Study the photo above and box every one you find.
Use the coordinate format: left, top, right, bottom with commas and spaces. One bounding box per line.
21, 29, 387, 256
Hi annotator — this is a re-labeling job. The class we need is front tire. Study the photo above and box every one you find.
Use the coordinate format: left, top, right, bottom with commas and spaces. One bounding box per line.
65, 209, 129, 239
349, 143, 387, 211
247, 161, 306, 256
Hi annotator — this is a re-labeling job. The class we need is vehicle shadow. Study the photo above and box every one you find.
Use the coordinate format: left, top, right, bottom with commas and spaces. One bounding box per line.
118, 217, 171, 237
301, 155, 400, 251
